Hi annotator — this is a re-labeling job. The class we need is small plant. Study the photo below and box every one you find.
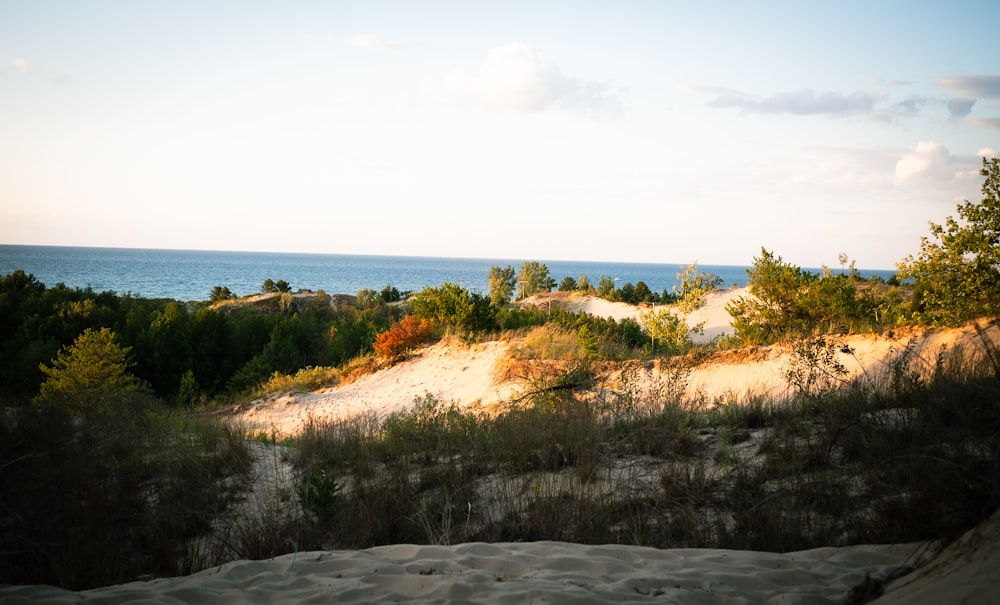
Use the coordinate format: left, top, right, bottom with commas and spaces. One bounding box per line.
783, 337, 850, 397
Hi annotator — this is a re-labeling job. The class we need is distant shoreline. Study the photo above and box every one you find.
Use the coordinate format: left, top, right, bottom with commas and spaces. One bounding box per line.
0, 244, 898, 302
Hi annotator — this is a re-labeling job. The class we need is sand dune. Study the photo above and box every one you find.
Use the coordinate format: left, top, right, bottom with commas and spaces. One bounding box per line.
7, 289, 996, 603
231, 288, 996, 436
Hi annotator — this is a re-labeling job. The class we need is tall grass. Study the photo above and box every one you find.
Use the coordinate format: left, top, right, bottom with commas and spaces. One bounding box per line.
0, 400, 253, 589
264, 325, 1000, 554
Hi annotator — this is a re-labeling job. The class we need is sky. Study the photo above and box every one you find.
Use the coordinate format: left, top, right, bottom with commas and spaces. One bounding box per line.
2, 1, 999, 270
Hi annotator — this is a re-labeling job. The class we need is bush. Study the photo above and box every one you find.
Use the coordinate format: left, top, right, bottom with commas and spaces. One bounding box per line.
373, 315, 435, 360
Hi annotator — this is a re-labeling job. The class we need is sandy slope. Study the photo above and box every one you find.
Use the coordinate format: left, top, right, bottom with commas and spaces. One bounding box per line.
231, 287, 996, 435
232, 338, 517, 436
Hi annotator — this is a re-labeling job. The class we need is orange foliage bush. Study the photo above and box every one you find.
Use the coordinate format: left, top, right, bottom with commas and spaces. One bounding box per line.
373, 315, 435, 360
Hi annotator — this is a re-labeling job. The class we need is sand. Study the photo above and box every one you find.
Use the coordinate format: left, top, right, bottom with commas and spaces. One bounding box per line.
6, 288, 997, 603
232, 287, 998, 435
0, 540, 928, 604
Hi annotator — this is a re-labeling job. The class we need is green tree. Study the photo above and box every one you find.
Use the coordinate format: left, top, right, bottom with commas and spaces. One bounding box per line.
675, 262, 724, 313
898, 157, 1000, 323
144, 302, 193, 399
558, 276, 577, 292
516, 262, 556, 300
639, 308, 696, 356
726, 249, 818, 343
356, 288, 382, 309
262, 279, 291, 293
618, 282, 636, 304
488, 265, 516, 305
728, 248, 883, 342
380, 284, 403, 303
410, 283, 496, 331
35, 328, 140, 416
633, 281, 653, 304
596, 275, 617, 300
209, 286, 235, 302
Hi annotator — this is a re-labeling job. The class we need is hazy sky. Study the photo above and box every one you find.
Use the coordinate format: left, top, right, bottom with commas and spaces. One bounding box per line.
2, 1, 999, 269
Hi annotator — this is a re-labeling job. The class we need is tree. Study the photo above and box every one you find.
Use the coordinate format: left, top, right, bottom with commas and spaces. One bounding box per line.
410, 283, 496, 331
356, 288, 382, 309
209, 286, 235, 302
35, 328, 140, 416
728, 248, 881, 342
726, 249, 818, 343
488, 265, 516, 305
515, 262, 556, 300
633, 281, 653, 304
380, 284, 403, 303
675, 262, 724, 313
639, 308, 696, 356
898, 157, 1000, 323
558, 276, 577, 292
261, 279, 291, 294
596, 275, 616, 299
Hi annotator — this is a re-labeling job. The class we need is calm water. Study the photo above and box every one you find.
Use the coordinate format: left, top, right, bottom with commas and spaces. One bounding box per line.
0, 245, 897, 302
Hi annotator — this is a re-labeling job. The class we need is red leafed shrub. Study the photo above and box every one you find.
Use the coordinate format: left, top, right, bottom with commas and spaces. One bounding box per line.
373, 315, 435, 360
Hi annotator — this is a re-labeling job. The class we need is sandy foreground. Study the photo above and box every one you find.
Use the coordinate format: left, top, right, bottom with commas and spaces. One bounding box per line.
3, 516, 998, 604
0, 541, 933, 604
5, 288, 998, 603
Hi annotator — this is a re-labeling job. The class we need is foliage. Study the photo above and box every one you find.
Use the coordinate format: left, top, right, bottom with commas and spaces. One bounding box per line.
262, 278, 291, 293
674, 262, 723, 313
0, 399, 252, 589
356, 288, 382, 309
727, 248, 885, 343
0, 272, 392, 402
210, 285, 236, 302
597, 274, 616, 299
638, 308, 697, 356
898, 157, 1000, 324
515, 261, 556, 300
409, 283, 496, 332
558, 276, 577, 291
373, 315, 436, 360
488, 265, 516, 305
782, 337, 851, 398
35, 328, 141, 416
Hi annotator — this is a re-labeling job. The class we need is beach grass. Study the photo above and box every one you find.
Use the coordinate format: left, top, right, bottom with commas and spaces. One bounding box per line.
242, 327, 1000, 556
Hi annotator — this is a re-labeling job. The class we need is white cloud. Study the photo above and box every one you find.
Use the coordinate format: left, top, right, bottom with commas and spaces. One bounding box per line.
980, 147, 998, 158
10, 57, 42, 73
345, 34, 400, 53
893, 141, 983, 187
426, 43, 623, 118
704, 88, 884, 117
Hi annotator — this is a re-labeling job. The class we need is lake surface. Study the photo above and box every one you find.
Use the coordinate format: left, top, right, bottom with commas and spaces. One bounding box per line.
0, 245, 898, 302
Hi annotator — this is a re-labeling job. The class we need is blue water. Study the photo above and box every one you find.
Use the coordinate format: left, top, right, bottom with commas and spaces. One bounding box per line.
0, 245, 898, 302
